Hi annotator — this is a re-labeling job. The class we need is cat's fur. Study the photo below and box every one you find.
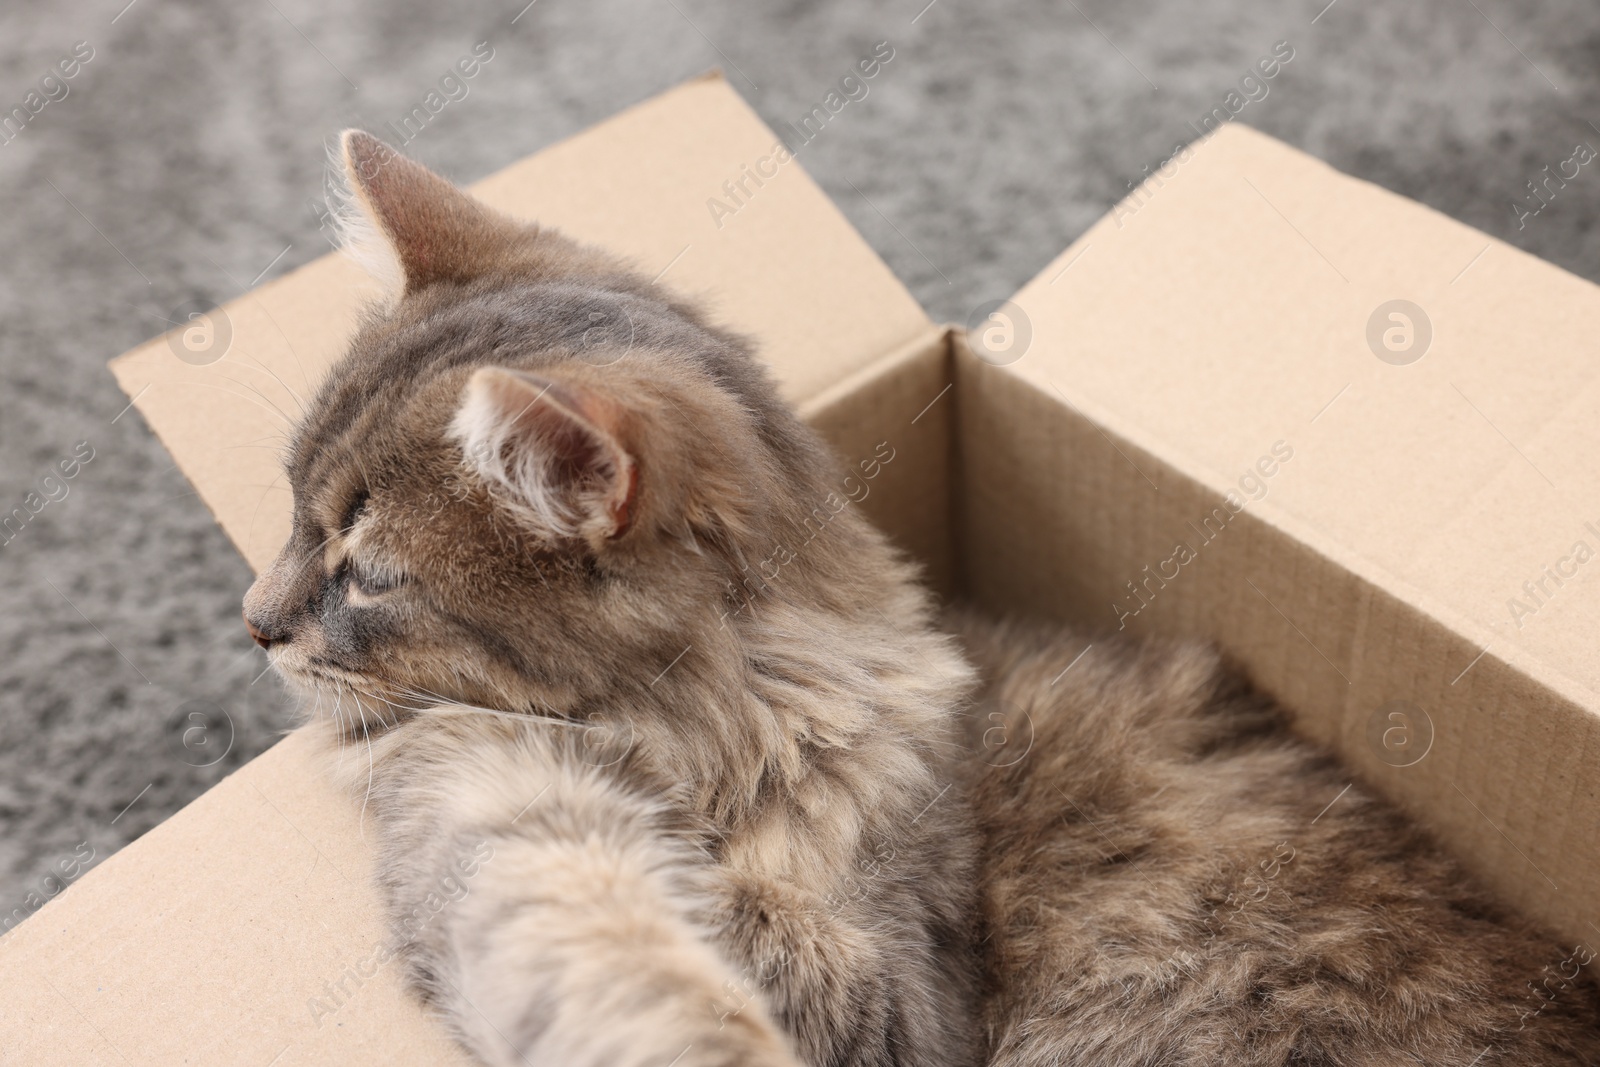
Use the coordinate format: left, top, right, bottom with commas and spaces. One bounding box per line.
244, 132, 1600, 1066
951, 617, 1600, 1065
245, 131, 981, 1067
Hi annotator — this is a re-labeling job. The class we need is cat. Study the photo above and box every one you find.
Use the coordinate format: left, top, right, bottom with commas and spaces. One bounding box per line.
243, 130, 1600, 1066
244, 130, 983, 1067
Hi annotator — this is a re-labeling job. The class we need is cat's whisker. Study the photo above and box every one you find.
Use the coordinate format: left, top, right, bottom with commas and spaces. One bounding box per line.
235, 430, 294, 448
175, 380, 294, 429
222, 442, 294, 454
223, 429, 294, 460
220, 373, 301, 432
360, 681, 587, 732
245, 296, 316, 398
401, 692, 578, 729
357, 693, 376, 839
232, 351, 311, 419
331, 683, 350, 766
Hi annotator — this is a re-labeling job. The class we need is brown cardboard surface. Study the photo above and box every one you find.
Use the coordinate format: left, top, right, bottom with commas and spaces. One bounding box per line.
107, 72, 936, 574
961, 122, 1600, 943
0, 728, 470, 1066
800, 331, 959, 597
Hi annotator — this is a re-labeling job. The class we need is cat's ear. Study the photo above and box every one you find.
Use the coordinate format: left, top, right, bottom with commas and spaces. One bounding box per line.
451, 367, 640, 545
334, 130, 512, 302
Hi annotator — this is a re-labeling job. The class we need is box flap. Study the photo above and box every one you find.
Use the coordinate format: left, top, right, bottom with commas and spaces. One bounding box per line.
108, 72, 936, 573
0, 729, 470, 1065
1005, 123, 1600, 700
964, 122, 1600, 941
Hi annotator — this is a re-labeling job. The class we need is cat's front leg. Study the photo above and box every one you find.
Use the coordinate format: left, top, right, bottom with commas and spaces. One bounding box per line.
373, 725, 803, 1067
443, 817, 800, 1067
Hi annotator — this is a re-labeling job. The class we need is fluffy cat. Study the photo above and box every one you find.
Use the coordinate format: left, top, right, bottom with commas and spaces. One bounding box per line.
245, 131, 982, 1067
244, 131, 1600, 1066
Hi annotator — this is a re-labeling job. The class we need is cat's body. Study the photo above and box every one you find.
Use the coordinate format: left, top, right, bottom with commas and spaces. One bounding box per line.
952, 618, 1600, 1065
245, 132, 1599, 1067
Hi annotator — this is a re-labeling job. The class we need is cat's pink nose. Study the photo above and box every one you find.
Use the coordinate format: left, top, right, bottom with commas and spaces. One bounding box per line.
244, 612, 273, 650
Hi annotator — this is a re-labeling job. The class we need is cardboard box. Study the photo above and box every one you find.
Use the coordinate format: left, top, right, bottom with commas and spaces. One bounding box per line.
4, 72, 1596, 1064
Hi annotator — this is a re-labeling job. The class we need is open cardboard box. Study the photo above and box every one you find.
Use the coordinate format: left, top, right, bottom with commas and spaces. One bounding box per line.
4, 72, 1597, 1064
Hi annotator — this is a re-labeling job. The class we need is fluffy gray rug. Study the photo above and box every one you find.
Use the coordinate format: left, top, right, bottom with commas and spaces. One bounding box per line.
2, 0, 1597, 911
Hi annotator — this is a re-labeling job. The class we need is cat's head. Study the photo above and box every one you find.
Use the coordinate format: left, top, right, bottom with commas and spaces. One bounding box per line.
243, 132, 848, 727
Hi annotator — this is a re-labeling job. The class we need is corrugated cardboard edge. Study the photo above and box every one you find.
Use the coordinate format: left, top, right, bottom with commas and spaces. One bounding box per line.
801, 324, 958, 597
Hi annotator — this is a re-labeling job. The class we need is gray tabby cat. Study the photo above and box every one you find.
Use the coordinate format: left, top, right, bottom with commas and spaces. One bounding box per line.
243, 131, 1600, 1066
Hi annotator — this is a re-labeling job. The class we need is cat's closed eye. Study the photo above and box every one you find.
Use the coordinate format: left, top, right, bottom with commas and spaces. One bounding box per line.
343, 560, 403, 597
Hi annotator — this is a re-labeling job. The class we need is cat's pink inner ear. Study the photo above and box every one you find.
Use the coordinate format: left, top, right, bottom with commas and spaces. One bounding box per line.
454, 368, 640, 540
339, 130, 506, 294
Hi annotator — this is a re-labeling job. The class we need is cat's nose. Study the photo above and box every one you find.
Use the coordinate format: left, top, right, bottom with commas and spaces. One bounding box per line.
244, 612, 274, 650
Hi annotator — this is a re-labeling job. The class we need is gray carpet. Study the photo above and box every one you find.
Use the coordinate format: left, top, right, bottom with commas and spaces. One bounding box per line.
2, 0, 1597, 913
